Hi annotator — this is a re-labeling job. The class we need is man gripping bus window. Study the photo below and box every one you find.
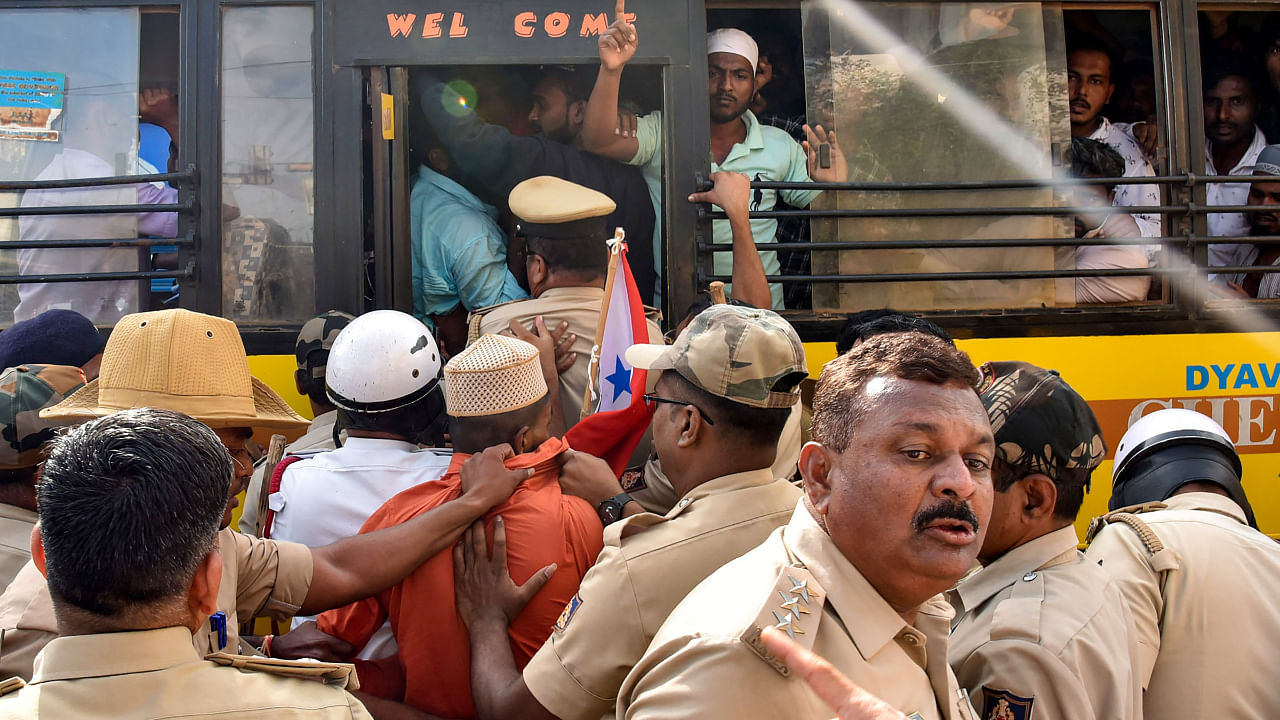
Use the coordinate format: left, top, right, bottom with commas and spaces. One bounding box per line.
581, 1, 849, 310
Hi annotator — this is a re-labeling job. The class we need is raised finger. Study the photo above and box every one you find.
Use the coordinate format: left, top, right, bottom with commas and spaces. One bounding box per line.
615, 0, 626, 22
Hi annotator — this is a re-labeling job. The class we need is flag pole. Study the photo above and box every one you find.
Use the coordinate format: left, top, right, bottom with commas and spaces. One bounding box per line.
582, 227, 625, 418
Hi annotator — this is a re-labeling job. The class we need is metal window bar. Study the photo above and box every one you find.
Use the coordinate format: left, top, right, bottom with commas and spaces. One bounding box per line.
691, 173, 1280, 300
0, 166, 198, 285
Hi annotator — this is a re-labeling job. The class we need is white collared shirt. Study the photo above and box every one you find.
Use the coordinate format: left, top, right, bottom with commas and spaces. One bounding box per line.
1206, 126, 1269, 283
1091, 117, 1162, 239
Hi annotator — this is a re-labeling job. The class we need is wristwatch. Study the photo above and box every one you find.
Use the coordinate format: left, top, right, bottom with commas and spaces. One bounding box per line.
597, 492, 634, 526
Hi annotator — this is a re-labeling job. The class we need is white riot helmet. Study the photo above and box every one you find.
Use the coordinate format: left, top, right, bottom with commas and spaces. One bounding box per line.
1110, 408, 1255, 526
325, 310, 442, 414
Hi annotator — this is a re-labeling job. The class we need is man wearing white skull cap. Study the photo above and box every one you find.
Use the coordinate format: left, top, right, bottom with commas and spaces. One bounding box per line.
580, 0, 849, 310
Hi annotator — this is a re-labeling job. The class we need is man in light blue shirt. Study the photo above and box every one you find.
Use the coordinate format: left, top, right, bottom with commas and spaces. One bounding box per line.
582, 5, 847, 309
410, 124, 527, 353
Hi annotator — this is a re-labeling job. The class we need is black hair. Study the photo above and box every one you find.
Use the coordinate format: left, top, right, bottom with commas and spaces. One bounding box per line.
1067, 136, 1124, 189
663, 371, 792, 448
339, 384, 449, 446
992, 457, 1091, 522
537, 67, 590, 104
1202, 51, 1260, 97
526, 234, 608, 278
834, 309, 953, 355
448, 394, 550, 454
37, 409, 231, 617
1066, 30, 1122, 77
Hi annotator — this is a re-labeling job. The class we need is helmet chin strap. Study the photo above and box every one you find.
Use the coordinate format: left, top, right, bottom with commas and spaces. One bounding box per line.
1111, 445, 1258, 528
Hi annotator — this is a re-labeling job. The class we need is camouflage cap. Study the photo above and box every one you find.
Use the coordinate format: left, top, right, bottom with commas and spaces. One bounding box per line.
0, 364, 86, 470
977, 361, 1106, 485
626, 305, 806, 408
295, 311, 355, 378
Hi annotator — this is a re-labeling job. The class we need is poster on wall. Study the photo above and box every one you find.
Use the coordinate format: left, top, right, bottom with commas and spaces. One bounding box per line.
0, 70, 65, 142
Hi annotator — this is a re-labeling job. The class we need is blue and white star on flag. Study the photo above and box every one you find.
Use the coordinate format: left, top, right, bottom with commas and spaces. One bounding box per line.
605, 356, 633, 404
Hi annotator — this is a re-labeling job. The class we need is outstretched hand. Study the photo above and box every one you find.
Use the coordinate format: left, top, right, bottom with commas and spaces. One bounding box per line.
803, 124, 848, 184
453, 517, 557, 630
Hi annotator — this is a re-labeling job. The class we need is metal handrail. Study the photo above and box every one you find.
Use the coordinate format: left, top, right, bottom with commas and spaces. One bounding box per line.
0, 268, 193, 285
0, 200, 192, 218
747, 173, 1278, 192
0, 168, 194, 191
0, 234, 195, 250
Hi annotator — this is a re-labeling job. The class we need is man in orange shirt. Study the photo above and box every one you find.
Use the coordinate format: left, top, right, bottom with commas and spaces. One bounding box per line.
319, 334, 603, 718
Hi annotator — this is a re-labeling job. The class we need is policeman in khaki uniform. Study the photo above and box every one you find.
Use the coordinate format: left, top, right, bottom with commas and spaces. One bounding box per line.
1085, 408, 1280, 719
0, 309, 524, 680
468, 176, 662, 429
948, 362, 1142, 720
0, 365, 84, 591
616, 332, 992, 720
454, 304, 805, 719
240, 309, 354, 535
0, 409, 370, 719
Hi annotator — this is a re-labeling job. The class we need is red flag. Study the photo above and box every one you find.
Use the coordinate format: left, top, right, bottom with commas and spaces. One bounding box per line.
565, 232, 655, 475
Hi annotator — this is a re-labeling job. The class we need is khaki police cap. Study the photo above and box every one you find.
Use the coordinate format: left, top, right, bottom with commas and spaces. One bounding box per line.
626, 304, 807, 409
444, 334, 548, 417
41, 309, 308, 441
510, 176, 616, 239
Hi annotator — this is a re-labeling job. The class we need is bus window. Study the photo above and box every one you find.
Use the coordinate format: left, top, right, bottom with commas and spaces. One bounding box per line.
0, 6, 178, 327
1196, 8, 1280, 299
793, 2, 1163, 313
221, 6, 315, 323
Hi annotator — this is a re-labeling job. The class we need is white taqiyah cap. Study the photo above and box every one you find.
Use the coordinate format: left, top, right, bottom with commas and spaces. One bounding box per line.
707, 28, 758, 73
444, 334, 548, 418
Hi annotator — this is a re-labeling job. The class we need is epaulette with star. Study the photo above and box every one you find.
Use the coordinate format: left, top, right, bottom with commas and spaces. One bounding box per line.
739, 565, 825, 677
205, 653, 360, 690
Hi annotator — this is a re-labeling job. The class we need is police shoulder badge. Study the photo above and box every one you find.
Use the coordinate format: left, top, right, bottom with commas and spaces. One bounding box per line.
981, 687, 1034, 720
554, 593, 583, 633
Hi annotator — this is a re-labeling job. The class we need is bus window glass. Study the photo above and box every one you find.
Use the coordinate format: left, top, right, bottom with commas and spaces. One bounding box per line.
221, 6, 315, 323
799, 2, 1161, 312
0, 8, 163, 327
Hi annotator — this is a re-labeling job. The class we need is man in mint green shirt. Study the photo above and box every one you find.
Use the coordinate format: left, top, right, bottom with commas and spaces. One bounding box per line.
582, 3, 847, 309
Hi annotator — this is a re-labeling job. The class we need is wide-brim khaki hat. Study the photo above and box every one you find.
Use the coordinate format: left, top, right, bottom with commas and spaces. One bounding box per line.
41, 309, 309, 440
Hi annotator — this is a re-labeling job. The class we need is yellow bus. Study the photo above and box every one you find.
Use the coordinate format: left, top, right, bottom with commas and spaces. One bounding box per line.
3, 0, 1280, 538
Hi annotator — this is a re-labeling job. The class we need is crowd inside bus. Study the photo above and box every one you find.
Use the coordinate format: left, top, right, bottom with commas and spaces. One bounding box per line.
0, 3, 1278, 720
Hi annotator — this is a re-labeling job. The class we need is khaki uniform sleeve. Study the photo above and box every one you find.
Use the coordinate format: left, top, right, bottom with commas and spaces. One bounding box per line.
522, 545, 649, 718
227, 531, 315, 621
1085, 527, 1163, 687
618, 635, 825, 720
955, 639, 1099, 720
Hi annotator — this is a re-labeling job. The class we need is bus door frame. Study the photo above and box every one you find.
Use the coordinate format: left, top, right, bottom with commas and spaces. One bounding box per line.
318, 0, 710, 322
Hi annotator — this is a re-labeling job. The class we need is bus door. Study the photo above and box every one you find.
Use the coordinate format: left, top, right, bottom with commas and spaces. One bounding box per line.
326, 0, 710, 333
